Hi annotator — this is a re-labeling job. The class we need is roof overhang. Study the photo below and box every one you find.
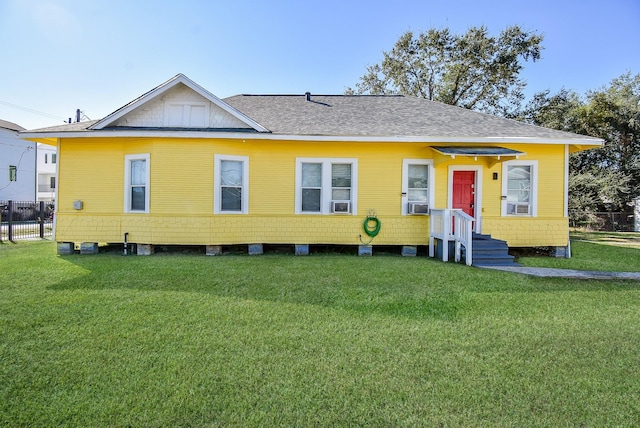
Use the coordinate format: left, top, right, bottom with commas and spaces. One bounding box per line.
23, 137, 58, 146
17, 129, 606, 146
432, 146, 525, 166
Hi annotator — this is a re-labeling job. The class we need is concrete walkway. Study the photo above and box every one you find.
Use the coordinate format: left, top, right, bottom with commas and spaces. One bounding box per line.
478, 265, 640, 280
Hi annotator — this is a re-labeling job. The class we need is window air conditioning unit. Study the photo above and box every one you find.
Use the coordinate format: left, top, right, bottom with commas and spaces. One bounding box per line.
331, 200, 351, 213
408, 202, 429, 215
511, 203, 530, 215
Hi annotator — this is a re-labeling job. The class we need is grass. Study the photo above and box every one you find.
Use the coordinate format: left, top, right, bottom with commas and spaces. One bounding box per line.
1, 240, 640, 426
571, 230, 640, 249
517, 232, 640, 271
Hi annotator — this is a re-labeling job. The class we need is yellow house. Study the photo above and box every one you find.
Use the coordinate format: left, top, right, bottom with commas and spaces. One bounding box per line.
21, 74, 602, 263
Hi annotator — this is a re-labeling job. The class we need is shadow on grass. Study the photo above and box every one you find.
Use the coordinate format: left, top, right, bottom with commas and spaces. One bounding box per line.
47, 251, 639, 320
46, 253, 478, 320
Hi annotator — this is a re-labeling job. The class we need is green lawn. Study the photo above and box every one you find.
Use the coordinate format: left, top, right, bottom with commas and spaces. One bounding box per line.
518, 232, 640, 271
1, 240, 639, 426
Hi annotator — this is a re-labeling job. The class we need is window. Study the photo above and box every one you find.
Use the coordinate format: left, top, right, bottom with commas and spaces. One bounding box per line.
296, 158, 358, 214
9, 165, 17, 182
50, 176, 56, 189
301, 162, 322, 212
214, 155, 249, 214
44, 153, 48, 163
331, 163, 352, 203
124, 154, 150, 213
164, 102, 209, 127
402, 159, 434, 215
502, 160, 537, 216
52, 153, 57, 164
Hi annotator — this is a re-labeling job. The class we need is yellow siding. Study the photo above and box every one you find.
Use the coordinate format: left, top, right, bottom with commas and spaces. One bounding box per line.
55, 137, 568, 248
482, 217, 569, 247
496, 144, 568, 246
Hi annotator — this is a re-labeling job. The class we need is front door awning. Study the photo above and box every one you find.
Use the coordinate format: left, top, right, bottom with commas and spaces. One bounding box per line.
432, 146, 525, 166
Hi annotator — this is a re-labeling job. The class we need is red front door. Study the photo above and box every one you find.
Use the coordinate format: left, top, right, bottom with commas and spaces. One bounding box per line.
452, 171, 475, 218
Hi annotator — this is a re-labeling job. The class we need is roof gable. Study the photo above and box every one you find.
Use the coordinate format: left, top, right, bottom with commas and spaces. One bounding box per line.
90, 74, 269, 132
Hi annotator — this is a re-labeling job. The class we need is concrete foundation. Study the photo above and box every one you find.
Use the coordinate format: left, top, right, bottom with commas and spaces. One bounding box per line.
295, 244, 309, 256
248, 244, 263, 255
401, 246, 417, 257
550, 246, 569, 258
358, 245, 372, 256
57, 242, 74, 255
80, 242, 98, 255
206, 245, 222, 256
137, 244, 154, 256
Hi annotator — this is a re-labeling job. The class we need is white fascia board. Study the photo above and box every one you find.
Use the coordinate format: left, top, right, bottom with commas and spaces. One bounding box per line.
90, 74, 269, 133
16, 130, 605, 146
89, 74, 184, 129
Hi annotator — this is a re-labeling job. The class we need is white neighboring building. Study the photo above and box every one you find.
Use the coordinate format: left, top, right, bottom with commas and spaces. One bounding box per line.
37, 143, 57, 202
0, 119, 36, 201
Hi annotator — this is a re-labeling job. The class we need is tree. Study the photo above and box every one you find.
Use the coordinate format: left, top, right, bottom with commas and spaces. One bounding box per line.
519, 88, 587, 133
568, 168, 630, 216
578, 73, 640, 190
522, 73, 640, 218
347, 25, 543, 116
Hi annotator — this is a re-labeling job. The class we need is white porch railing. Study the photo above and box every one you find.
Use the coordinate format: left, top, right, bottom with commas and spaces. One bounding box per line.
429, 209, 474, 266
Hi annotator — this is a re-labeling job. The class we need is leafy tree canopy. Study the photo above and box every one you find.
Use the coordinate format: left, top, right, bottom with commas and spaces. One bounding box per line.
523, 72, 640, 213
347, 25, 543, 116
524, 73, 640, 174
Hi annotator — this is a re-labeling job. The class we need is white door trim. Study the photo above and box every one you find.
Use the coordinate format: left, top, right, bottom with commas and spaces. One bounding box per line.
448, 165, 483, 234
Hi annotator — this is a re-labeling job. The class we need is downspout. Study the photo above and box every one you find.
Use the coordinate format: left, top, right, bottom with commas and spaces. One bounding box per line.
33, 143, 38, 201
565, 145, 571, 258
52, 139, 60, 241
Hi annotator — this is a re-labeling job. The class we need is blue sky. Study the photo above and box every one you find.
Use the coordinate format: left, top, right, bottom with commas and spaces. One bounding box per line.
1, 0, 638, 130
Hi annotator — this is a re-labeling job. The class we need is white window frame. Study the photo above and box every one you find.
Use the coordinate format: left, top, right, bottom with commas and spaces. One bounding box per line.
124, 153, 150, 213
214, 154, 249, 214
502, 160, 538, 217
163, 101, 209, 127
295, 158, 358, 215
402, 159, 435, 215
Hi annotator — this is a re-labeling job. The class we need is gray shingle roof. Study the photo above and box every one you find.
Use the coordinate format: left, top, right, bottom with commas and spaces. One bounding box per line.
21, 92, 602, 145
224, 94, 600, 142
0, 119, 25, 132
24, 120, 99, 133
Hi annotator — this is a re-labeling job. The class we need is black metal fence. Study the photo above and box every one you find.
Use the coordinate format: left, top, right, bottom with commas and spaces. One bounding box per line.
569, 211, 636, 232
0, 200, 54, 242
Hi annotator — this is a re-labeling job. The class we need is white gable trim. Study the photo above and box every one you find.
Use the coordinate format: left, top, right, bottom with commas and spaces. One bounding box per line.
89, 74, 269, 132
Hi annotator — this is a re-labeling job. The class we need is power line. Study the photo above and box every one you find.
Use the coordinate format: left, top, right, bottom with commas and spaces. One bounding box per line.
0, 146, 32, 191
0, 99, 68, 122
0, 141, 37, 149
